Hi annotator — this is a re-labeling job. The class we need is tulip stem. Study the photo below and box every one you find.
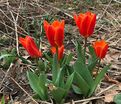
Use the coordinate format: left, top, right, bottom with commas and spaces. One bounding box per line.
56, 46, 58, 63
96, 59, 101, 75
84, 38, 87, 64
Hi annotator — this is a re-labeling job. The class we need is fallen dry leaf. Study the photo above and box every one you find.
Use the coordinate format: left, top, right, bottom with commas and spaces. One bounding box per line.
104, 83, 121, 103
104, 90, 118, 103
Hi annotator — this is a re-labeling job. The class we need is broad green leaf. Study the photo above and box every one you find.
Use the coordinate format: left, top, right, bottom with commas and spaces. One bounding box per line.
88, 59, 98, 72
27, 71, 48, 100
72, 85, 82, 94
64, 72, 74, 97
74, 72, 89, 96
44, 53, 53, 65
52, 54, 58, 83
55, 68, 65, 87
89, 65, 110, 96
74, 61, 94, 87
65, 53, 73, 65
51, 87, 65, 104
114, 93, 121, 104
37, 60, 45, 71
60, 53, 73, 67
0, 53, 16, 69
1, 96, 5, 104
64, 65, 74, 75
88, 46, 97, 61
75, 41, 85, 63
61, 54, 67, 66
39, 73, 48, 97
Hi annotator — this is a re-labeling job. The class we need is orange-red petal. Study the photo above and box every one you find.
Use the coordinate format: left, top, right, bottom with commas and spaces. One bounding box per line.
47, 25, 56, 47
50, 45, 64, 61
19, 37, 27, 49
74, 11, 96, 38
58, 45, 64, 61
87, 13, 96, 36
44, 20, 64, 47
26, 36, 42, 57
55, 27, 64, 47
19, 36, 42, 58
93, 40, 108, 59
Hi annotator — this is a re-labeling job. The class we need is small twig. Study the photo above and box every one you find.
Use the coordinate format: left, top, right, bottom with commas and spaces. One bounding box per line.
82, 101, 90, 104
113, 0, 121, 4
96, 84, 116, 96
10, 77, 39, 104
8, 1, 22, 56
65, 96, 104, 104
40, 1, 73, 19
0, 21, 26, 36
0, 8, 28, 35
0, 63, 13, 89
0, 69, 51, 104
0, 68, 38, 104
97, 0, 113, 23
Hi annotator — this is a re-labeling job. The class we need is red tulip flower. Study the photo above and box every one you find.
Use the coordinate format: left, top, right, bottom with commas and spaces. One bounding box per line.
19, 36, 42, 58
44, 20, 65, 47
93, 40, 108, 59
50, 45, 64, 61
74, 11, 96, 38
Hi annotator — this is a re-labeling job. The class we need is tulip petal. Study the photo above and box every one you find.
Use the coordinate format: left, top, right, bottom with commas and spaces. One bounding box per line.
52, 20, 60, 27
60, 20, 65, 29
50, 47, 56, 54
55, 27, 64, 47
50, 45, 64, 61
79, 15, 88, 36
101, 45, 108, 58
93, 40, 108, 59
74, 11, 96, 38
74, 14, 80, 28
58, 45, 64, 61
26, 36, 42, 57
19, 36, 42, 58
43, 20, 49, 32
47, 25, 56, 47
87, 14, 96, 36
44, 20, 64, 47
19, 37, 27, 49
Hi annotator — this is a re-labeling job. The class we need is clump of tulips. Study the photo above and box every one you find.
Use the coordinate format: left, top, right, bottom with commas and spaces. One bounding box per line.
19, 11, 110, 104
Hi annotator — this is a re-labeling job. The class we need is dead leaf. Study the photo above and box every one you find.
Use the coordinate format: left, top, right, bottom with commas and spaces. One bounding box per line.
104, 90, 118, 103
14, 101, 22, 104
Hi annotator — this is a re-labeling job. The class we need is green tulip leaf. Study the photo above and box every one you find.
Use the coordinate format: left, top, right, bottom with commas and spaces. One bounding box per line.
55, 68, 65, 87
74, 72, 90, 96
27, 71, 48, 100
72, 85, 82, 94
74, 61, 94, 88
51, 87, 66, 104
88, 59, 98, 72
52, 54, 58, 83
88, 46, 97, 61
114, 93, 121, 104
89, 65, 110, 96
65, 53, 73, 65
64, 72, 75, 96
1, 96, 5, 104
75, 41, 85, 63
